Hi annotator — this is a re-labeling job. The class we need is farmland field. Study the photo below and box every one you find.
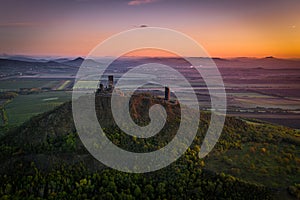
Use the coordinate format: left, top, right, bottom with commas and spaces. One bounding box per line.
0, 58, 299, 130
0, 79, 61, 91
4, 91, 71, 125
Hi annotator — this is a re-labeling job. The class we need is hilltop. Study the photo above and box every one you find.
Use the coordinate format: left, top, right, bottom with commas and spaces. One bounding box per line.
0, 94, 299, 199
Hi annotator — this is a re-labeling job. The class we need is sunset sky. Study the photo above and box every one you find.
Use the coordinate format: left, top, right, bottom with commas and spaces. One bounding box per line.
0, 0, 299, 58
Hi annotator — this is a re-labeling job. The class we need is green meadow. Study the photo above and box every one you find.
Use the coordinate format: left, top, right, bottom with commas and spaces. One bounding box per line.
4, 91, 71, 125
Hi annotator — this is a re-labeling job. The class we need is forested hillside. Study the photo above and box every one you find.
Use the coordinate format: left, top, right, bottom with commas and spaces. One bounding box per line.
0, 94, 299, 199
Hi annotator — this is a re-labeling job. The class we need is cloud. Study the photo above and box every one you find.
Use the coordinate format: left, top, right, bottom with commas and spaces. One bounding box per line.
128, 0, 159, 6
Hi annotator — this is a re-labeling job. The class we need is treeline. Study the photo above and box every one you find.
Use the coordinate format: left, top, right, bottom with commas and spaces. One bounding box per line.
0, 92, 18, 100
0, 160, 273, 200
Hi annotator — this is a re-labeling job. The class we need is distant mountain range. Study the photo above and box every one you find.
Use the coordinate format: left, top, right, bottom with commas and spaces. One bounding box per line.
0, 56, 299, 71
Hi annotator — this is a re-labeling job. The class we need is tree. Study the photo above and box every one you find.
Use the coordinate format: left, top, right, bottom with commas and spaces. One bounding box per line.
133, 186, 142, 198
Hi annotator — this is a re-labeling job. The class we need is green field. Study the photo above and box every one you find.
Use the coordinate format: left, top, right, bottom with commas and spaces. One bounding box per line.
4, 91, 71, 125
0, 79, 61, 91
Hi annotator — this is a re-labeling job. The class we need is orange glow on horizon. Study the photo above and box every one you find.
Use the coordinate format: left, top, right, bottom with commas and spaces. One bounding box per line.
121, 49, 180, 58
1, 1, 299, 59
3, 27, 299, 59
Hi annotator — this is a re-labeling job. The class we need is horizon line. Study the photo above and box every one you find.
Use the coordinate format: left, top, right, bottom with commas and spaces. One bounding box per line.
1, 53, 300, 60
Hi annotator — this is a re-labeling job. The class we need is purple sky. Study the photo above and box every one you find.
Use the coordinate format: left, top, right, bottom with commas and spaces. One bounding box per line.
0, 0, 299, 57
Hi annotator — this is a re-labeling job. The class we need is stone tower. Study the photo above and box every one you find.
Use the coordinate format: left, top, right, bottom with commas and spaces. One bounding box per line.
108, 75, 114, 89
165, 86, 170, 101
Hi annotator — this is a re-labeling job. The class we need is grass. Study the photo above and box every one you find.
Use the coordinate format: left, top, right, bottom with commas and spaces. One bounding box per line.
4, 91, 71, 125
0, 79, 61, 91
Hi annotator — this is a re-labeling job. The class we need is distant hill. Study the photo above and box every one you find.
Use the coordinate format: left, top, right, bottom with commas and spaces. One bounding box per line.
220, 56, 300, 69
0, 58, 77, 76
52, 58, 73, 63
1, 56, 299, 74
0, 55, 49, 62
60, 57, 100, 67
0, 58, 71, 68
61, 57, 84, 67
